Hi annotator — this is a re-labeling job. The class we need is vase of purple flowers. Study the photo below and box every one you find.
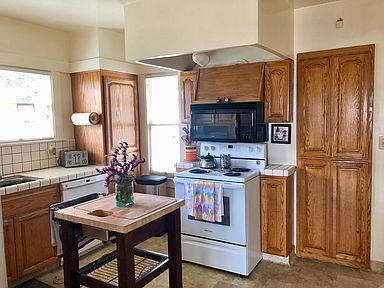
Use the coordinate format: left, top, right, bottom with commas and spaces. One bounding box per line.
96, 141, 145, 207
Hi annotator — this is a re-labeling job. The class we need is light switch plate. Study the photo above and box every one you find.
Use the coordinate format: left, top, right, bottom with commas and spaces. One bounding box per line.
379, 136, 384, 150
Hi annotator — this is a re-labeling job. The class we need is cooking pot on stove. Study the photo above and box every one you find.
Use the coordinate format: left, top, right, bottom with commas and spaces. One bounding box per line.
198, 153, 216, 169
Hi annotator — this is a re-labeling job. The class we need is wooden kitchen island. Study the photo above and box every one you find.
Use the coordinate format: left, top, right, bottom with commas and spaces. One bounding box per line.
54, 193, 185, 288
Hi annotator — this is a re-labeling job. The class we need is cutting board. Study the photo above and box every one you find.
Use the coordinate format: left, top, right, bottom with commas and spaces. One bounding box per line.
75, 193, 177, 220
54, 193, 184, 233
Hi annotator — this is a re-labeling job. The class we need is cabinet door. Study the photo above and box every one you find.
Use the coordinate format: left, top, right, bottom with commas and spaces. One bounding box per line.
3, 218, 17, 284
331, 161, 370, 268
104, 75, 139, 156
14, 207, 57, 278
297, 57, 331, 158
194, 62, 264, 104
331, 50, 374, 160
297, 159, 332, 259
261, 176, 292, 256
265, 60, 292, 122
179, 71, 198, 123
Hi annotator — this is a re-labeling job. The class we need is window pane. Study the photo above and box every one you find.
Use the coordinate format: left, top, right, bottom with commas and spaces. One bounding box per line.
146, 75, 179, 124
0, 69, 54, 141
149, 125, 180, 173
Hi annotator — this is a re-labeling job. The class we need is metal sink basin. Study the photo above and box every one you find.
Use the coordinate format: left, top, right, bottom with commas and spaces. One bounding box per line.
0, 175, 41, 188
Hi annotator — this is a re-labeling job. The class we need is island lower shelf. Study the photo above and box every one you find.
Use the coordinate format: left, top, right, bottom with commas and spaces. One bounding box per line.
79, 248, 169, 288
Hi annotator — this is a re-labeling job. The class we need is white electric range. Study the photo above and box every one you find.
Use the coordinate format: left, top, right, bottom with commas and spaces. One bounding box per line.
174, 142, 267, 276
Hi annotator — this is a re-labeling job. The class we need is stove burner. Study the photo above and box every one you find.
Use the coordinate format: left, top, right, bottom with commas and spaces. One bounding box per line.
189, 169, 211, 174
231, 168, 251, 172
223, 172, 241, 177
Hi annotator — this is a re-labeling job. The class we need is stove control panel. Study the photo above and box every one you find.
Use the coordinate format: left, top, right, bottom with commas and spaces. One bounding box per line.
199, 142, 267, 160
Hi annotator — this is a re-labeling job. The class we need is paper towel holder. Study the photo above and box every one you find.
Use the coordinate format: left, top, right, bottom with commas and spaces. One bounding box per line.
71, 112, 101, 126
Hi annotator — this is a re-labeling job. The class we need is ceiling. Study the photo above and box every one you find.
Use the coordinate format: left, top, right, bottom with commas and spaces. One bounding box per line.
0, 0, 124, 31
294, 0, 340, 8
0, 0, 340, 32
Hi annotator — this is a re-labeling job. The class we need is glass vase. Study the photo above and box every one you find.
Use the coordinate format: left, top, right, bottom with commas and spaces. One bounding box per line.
115, 174, 134, 207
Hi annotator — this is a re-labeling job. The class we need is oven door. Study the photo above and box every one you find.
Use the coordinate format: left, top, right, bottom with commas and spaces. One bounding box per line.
174, 179, 246, 246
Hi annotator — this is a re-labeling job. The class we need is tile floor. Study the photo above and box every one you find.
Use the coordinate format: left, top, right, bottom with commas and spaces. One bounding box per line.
17, 236, 384, 288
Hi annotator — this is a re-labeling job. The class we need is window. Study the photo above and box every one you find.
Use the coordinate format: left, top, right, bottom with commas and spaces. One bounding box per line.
0, 68, 54, 142
146, 75, 180, 173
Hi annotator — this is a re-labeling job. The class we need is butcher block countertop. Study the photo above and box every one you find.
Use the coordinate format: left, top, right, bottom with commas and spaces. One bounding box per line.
55, 193, 185, 234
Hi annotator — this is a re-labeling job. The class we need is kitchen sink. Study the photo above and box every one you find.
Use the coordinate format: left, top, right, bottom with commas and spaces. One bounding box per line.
0, 175, 41, 188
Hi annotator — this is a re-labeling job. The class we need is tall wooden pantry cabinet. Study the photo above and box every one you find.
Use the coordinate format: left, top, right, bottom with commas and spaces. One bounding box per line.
71, 70, 140, 166
297, 45, 374, 268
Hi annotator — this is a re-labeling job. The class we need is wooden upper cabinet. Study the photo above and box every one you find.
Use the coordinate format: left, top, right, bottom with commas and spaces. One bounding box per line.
297, 159, 332, 258
331, 51, 373, 161
194, 62, 264, 104
264, 60, 293, 122
261, 175, 293, 257
297, 57, 331, 158
3, 218, 17, 284
103, 74, 139, 155
331, 161, 370, 268
179, 71, 199, 123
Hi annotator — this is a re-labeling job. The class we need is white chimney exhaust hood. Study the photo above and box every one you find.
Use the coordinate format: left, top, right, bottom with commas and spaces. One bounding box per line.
123, 0, 293, 71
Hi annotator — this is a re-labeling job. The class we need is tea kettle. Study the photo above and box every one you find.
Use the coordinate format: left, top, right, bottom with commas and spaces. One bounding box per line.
198, 153, 216, 169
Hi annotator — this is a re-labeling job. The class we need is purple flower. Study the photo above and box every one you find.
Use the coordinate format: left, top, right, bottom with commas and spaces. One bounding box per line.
95, 141, 145, 187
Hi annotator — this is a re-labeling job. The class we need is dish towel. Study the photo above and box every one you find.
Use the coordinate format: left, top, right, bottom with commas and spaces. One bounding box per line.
184, 181, 224, 223
184, 182, 195, 217
194, 181, 216, 222
214, 183, 224, 222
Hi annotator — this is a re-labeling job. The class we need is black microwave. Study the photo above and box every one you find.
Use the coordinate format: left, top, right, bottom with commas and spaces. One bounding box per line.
190, 102, 267, 143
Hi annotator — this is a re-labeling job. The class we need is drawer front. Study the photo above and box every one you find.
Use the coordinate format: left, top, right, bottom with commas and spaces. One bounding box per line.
2, 185, 60, 218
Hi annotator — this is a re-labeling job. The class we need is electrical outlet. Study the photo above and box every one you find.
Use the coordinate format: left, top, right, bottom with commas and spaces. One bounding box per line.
379, 136, 384, 150
48, 144, 56, 156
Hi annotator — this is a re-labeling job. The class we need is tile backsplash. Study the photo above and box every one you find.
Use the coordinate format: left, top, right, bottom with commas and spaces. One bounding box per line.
0, 139, 76, 175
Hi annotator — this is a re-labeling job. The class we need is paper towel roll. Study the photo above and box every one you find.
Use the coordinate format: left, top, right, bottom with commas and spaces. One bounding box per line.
71, 112, 100, 126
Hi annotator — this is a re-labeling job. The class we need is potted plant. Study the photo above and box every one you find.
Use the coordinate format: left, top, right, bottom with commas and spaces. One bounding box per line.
181, 126, 197, 162
96, 141, 145, 207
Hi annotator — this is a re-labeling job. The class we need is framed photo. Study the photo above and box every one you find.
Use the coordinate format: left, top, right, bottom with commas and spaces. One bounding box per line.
271, 124, 291, 144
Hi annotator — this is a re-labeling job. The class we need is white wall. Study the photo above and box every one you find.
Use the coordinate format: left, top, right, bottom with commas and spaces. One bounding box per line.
68, 28, 167, 74
0, 16, 69, 72
124, 0, 259, 61
294, 0, 384, 262
0, 16, 74, 141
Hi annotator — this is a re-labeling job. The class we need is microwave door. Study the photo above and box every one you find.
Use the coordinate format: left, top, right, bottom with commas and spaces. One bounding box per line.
191, 112, 237, 142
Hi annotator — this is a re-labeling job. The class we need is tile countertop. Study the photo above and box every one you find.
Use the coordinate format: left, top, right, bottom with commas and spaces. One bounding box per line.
0, 165, 103, 196
260, 164, 296, 177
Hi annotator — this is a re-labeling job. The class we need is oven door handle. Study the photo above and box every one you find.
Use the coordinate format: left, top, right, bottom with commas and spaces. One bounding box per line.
174, 178, 244, 189
222, 183, 244, 189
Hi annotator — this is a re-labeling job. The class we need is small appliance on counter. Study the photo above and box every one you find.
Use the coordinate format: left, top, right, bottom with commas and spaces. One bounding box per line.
58, 150, 89, 168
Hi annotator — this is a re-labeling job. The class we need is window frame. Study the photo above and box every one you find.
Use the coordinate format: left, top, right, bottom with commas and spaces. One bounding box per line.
145, 73, 181, 175
0, 66, 56, 143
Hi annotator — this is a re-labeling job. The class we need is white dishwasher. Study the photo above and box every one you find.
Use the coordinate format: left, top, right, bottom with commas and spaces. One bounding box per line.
60, 174, 107, 201
59, 174, 109, 256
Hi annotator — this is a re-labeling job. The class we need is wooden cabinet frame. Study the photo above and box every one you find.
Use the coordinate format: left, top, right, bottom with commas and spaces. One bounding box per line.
297, 45, 374, 268
71, 70, 141, 165
261, 175, 293, 257
2, 185, 60, 284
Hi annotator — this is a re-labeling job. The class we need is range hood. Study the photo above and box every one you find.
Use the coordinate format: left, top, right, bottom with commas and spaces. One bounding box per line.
123, 0, 293, 71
